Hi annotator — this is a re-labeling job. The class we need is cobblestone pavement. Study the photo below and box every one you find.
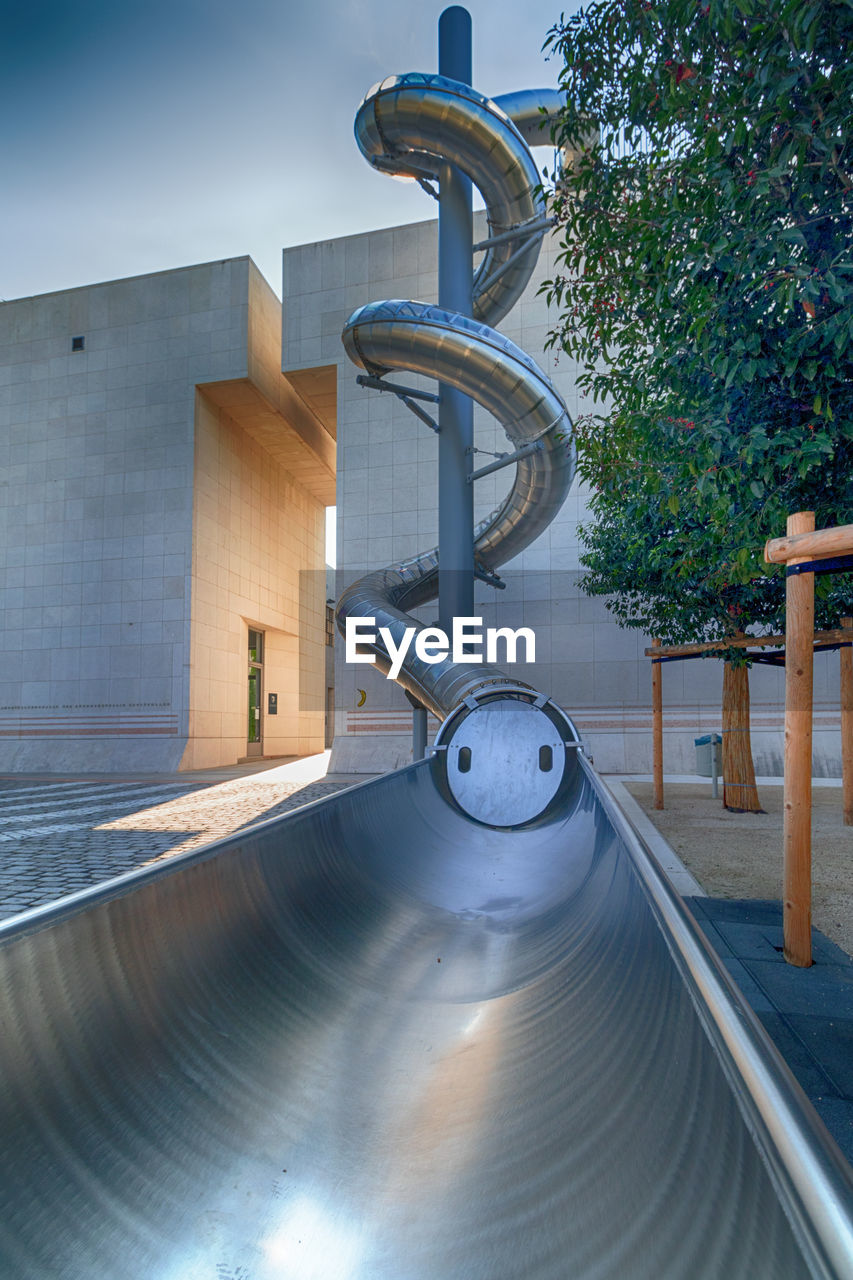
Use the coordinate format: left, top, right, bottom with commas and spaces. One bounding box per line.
0, 773, 354, 921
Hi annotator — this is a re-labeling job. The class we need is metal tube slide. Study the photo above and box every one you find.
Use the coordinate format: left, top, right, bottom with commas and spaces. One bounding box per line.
355, 74, 547, 326
339, 300, 573, 713
492, 89, 565, 148
2, 755, 852, 1276
341, 73, 575, 825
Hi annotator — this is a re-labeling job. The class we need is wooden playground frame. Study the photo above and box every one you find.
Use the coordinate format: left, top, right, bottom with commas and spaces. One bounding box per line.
644, 513, 853, 969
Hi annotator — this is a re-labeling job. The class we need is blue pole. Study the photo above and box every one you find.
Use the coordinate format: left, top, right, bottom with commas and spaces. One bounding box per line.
437, 6, 474, 634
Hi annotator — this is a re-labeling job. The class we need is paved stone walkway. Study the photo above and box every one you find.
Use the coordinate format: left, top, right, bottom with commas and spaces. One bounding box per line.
0, 773, 353, 920
687, 896, 853, 1165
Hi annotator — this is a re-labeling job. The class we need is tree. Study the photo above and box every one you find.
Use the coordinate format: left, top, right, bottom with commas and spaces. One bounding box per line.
541, 0, 853, 808
575, 414, 826, 811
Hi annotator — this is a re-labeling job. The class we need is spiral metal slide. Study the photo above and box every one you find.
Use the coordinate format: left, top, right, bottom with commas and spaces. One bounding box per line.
3, 60, 853, 1280
338, 75, 579, 828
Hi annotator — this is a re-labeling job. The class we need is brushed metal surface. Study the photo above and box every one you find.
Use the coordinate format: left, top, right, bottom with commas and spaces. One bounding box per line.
444, 698, 567, 825
339, 72, 576, 738
492, 88, 564, 148
2, 755, 852, 1277
355, 73, 545, 326
338, 300, 574, 722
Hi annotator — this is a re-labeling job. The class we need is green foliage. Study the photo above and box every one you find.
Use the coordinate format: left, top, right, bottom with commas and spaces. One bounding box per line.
542, 0, 853, 644
574, 414, 777, 650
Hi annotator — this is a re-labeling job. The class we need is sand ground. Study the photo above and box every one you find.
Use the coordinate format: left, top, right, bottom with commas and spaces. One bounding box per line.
625, 780, 853, 959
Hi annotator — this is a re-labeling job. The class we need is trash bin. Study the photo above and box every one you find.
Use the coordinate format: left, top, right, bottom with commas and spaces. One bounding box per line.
695, 733, 722, 777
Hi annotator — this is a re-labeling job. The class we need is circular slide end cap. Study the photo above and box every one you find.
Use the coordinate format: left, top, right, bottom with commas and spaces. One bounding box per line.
439, 696, 569, 827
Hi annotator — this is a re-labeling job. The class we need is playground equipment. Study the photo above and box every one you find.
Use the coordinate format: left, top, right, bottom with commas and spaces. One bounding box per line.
1, 12, 853, 1278
336, 13, 577, 827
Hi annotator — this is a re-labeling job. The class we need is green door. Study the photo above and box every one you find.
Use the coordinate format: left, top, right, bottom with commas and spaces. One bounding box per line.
247, 630, 263, 757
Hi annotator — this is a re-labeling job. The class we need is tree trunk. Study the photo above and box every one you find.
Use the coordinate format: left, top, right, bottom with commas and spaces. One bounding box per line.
721, 661, 764, 812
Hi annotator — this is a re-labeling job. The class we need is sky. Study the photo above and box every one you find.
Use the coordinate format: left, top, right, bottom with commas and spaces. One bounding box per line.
2, 0, 578, 303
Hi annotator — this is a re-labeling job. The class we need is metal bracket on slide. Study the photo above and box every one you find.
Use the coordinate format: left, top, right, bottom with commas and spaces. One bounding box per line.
466, 439, 544, 483
472, 217, 555, 296
474, 561, 505, 590
472, 214, 554, 253
369, 154, 439, 200
356, 374, 440, 433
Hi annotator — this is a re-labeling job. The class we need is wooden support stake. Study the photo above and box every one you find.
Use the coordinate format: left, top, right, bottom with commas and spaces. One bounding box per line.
783, 511, 815, 967
652, 638, 663, 810
842, 617, 853, 826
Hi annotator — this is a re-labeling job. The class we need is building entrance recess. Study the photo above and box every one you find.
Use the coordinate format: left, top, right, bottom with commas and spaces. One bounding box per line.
247, 629, 264, 758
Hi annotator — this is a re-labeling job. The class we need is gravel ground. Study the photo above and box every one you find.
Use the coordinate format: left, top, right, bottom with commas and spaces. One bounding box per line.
625, 780, 853, 959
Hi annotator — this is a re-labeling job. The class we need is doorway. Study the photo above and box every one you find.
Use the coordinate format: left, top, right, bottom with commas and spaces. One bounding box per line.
247, 629, 264, 758
325, 685, 335, 749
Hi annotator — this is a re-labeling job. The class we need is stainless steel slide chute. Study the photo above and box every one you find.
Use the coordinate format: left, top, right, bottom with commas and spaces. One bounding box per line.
1, 754, 852, 1277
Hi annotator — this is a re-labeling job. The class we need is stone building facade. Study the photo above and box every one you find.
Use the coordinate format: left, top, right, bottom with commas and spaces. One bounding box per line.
0, 257, 332, 772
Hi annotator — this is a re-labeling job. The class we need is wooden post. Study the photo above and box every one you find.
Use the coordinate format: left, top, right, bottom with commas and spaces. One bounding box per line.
783, 511, 815, 967
652, 638, 663, 809
842, 617, 853, 826
766, 522, 853, 565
